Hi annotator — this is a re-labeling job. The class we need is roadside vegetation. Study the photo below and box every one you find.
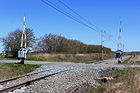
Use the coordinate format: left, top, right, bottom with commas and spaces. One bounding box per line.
0, 29, 113, 63
82, 67, 140, 93
1, 28, 35, 58
27, 53, 114, 63
102, 67, 140, 93
0, 54, 2, 60
1, 53, 115, 63
34, 34, 111, 54
0, 63, 40, 80
122, 54, 140, 64
1, 29, 112, 61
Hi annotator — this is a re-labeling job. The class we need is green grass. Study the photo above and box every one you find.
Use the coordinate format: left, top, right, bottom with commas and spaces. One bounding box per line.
112, 67, 140, 78
0, 54, 17, 60
0, 63, 40, 80
0, 54, 3, 60
133, 61, 140, 64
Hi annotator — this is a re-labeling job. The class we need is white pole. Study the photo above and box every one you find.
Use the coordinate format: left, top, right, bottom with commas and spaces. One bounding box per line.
21, 31, 24, 48
24, 12, 26, 48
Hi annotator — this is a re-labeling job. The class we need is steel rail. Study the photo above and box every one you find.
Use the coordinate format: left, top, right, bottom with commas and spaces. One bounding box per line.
0, 69, 53, 85
68, 85, 79, 93
0, 69, 70, 93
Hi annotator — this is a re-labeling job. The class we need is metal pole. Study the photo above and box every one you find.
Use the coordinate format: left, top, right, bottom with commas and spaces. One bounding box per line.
101, 31, 103, 60
134, 53, 136, 64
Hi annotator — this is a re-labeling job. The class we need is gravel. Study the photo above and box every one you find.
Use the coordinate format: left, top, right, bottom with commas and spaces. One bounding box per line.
23, 56, 135, 93
1, 55, 139, 93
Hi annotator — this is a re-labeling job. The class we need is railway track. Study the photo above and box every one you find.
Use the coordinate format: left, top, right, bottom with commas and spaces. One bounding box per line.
0, 69, 70, 93
68, 85, 79, 93
0, 69, 53, 85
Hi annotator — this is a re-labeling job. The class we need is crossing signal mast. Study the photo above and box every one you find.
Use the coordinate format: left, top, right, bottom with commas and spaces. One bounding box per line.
118, 21, 122, 50
18, 12, 27, 64
116, 21, 123, 63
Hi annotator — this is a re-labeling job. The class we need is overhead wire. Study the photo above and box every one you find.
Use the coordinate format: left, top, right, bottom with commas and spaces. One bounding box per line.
40, 0, 128, 51
41, 0, 98, 32
57, 0, 118, 40
41, 0, 115, 42
57, 0, 98, 29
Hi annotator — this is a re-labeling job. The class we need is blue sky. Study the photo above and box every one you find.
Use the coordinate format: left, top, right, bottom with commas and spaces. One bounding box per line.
0, 0, 140, 52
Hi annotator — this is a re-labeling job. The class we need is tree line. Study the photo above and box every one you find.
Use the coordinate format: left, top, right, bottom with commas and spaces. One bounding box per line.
1, 28, 111, 57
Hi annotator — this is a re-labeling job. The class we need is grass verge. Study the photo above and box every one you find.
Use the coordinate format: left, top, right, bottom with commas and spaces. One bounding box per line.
102, 67, 140, 93
27, 53, 114, 63
80, 67, 140, 93
1, 53, 115, 63
0, 63, 40, 80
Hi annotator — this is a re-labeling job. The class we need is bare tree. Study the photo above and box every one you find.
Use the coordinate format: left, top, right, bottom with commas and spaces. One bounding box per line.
2, 28, 36, 57
36, 33, 111, 54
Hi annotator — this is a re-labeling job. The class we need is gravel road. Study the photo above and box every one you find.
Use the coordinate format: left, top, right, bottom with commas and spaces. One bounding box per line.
1, 56, 140, 93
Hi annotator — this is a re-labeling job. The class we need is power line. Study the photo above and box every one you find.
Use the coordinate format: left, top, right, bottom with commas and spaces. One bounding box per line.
57, 0, 118, 41
41, 0, 98, 32
41, 0, 116, 38
40, 0, 121, 51
57, 0, 98, 28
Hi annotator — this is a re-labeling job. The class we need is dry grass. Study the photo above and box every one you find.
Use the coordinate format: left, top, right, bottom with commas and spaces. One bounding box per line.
102, 68, 140, 93
78, 68, 140, 93
28, 53, 102, 58
123, 54, 140, 64
27, 53, 114, 63
135, 55, 140, 61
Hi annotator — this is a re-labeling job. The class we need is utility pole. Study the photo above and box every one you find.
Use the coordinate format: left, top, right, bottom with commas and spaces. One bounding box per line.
134, 53, 136, 64
101, 30, 104, 60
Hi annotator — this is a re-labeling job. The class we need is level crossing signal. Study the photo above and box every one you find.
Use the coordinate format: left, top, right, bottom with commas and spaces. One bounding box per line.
18, 12, 27, 64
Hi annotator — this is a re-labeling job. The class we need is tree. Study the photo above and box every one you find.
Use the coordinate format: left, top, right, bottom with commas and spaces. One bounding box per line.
36, 33, 112, 54
36, 34, 58, 53
2, 28, 36, 57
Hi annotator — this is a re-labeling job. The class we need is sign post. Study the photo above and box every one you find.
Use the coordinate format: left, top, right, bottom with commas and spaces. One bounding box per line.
2, 51, 5, 64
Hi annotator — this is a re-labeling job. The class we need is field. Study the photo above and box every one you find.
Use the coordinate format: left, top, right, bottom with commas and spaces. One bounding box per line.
0, 53, 115, 63
123, 54, 140, 64
102, 67, 140, 93
27, 53, 114, 63
0, 54, 17, 60
0, 63, 40, 80
80, 67, 140, 93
